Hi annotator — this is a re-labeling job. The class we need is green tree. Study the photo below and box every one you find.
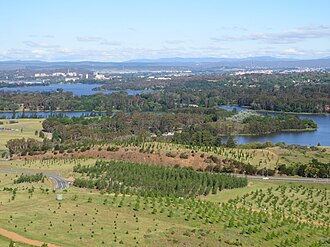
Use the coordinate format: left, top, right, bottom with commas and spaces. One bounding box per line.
226, 136, 237, 148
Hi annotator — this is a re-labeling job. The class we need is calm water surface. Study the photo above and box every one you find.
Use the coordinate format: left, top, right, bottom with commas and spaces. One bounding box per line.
220, 106, 330, 146
0, 83, 154, 96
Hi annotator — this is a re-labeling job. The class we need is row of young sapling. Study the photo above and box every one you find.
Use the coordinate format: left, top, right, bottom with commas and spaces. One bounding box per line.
5, 187, 328, 246
120, 140, 281, 171
47, 138, 277, 169
229, 184, 329, 226
84, 189, 329, 246
3, 185, 225, 246
73, 160, 248, 197
1, 171, 329, 246
69, 160, 329, 245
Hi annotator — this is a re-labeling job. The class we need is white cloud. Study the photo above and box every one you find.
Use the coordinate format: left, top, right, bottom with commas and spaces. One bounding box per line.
212, 25, 330, 44
24, 41, 59, 48
2, 40, 329, 61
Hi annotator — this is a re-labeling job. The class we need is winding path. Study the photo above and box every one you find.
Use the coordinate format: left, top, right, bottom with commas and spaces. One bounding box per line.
0, 168, 69, 190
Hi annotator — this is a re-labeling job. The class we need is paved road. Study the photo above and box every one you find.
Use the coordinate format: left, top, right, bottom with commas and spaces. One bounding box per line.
0, 168, 69, 190
232, 174, 330, 184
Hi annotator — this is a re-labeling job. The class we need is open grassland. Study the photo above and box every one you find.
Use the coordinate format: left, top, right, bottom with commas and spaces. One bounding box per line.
271, 146, 330, 167
0, 158, 94, 180
0, 119, 44, 151
0, 235, 33, 247
0, 160, 329, 247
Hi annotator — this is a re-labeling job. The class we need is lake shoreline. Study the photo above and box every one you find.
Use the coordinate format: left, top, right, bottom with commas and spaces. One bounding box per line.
219, 128, 317, 137
224, 105, 330, 115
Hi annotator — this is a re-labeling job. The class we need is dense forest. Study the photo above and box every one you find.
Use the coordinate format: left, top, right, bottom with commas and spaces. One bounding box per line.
5, 108, 316, 157
38, 109, 316, 147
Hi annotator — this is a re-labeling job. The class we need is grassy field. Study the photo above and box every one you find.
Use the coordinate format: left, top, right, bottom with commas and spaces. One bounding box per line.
207, 179, 330, 203
0, 119, 44, 151
271, 146, 330, 167
0, 158, 329, 247
0, 172, 234, 246
0, 235, 34, 247
0, 120, 329, 246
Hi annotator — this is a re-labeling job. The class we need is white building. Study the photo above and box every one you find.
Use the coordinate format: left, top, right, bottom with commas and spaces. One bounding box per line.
95, 74, 106, 80
65, 77, 79, 82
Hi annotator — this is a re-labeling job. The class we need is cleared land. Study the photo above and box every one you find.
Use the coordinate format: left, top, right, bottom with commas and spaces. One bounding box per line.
0, 119, 44, 151
0, 119, 329, 246
9, 141, 330, 172
0, 159, 329, 247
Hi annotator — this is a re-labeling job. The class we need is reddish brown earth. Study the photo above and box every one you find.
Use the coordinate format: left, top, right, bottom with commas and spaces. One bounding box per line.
14, 146, 225, 170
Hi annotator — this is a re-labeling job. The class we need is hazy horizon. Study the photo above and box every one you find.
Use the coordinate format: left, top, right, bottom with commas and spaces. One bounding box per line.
1, 0, 330, 62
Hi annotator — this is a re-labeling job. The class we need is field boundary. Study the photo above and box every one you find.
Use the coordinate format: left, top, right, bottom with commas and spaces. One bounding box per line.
0, 228, 61, 247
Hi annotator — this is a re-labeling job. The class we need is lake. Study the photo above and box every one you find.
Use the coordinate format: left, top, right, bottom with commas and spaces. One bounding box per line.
0, 83, 154, 96
220, 106, 330, 146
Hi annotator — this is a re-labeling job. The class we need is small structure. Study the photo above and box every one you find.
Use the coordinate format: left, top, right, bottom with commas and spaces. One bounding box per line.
56, 194, 64, 201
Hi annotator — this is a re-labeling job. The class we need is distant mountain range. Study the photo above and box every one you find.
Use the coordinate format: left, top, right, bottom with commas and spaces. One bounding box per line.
126, 56, 298, 63
0, 56, 330, 71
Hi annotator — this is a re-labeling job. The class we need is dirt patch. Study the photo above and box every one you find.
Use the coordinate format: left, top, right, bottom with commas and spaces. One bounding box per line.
14, 146, 220, 170
0, 227, 61, 247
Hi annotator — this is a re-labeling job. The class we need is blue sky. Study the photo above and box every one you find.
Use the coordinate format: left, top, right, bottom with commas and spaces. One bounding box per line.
0, 0, 329, 61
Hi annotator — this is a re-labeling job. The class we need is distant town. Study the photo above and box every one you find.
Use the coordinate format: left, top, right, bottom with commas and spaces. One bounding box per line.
0, 60, 327, 87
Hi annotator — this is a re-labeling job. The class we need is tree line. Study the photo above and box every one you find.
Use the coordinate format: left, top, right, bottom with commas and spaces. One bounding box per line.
40, 109, 316, 146
1, 72, 329, 113
14, 173, 45, 184
277, 159, 330, 178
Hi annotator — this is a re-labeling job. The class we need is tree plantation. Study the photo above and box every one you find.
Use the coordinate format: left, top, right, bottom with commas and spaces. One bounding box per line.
73, 160, 248, 197
0, 165, 328, 246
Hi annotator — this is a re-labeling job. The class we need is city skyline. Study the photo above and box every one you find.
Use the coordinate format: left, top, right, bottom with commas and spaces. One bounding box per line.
1, 0, 330, 61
